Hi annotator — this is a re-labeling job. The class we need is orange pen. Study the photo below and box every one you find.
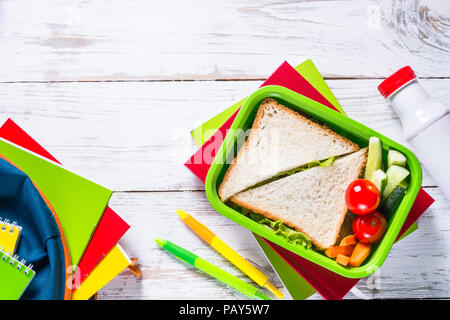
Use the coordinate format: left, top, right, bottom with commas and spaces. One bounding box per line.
177, 209, 283, 298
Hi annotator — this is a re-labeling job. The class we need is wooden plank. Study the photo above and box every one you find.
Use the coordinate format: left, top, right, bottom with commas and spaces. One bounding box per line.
0, 0, 449, 81
0, 79, 448, 191
97, 186, 449, 299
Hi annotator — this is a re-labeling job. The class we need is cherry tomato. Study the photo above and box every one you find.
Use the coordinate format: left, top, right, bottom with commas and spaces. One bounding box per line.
352, 211, 387, 244
345, 179, 380, 215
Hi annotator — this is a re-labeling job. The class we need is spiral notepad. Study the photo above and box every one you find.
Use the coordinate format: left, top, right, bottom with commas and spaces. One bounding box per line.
0, 248, 35, 299
0, 218, 22, 254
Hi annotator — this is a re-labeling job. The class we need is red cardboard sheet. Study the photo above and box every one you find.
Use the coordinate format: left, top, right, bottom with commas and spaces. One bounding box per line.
0, 118, 130, 285
184, 61, 435, 299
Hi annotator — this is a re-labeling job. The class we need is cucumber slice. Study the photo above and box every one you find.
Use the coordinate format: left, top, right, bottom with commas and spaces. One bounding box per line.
364, 137, 382, 181
370, 169, 387, 193
380, 186, 407, 218
382, 165, 410, 200
398, 180, 409, 189
387, 150, 407, 167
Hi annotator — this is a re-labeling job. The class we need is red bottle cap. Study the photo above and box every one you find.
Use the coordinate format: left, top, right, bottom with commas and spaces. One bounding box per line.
378, 66, 417, 98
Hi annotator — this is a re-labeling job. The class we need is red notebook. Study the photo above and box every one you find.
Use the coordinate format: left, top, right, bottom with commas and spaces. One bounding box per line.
0, 118, 130, 285
76, 206, 130, 284
184, 61, 435, 299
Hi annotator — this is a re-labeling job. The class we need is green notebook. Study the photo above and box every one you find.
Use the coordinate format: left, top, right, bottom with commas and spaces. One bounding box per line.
190, 59, 417, 299
0, 139, 113, 266
0, 249, 35, 299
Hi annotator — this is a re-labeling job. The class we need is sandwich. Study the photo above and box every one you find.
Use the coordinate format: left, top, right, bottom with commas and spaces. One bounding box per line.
218, 98, 368, 249
218, 98, 359, 201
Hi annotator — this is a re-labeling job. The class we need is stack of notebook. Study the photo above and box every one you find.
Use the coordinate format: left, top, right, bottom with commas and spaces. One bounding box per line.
185, 60, 435, 299
0, 119, 134, 300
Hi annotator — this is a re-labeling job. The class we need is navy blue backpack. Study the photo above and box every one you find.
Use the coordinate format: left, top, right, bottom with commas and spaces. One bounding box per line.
0, 156, 70, 299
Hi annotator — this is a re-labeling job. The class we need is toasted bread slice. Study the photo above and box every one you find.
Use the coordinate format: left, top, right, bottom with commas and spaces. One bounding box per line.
230, 148, 368, 249
218, 98, 359, 201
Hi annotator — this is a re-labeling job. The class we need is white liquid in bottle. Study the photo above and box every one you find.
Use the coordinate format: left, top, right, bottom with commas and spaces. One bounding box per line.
379, 66, 450, 200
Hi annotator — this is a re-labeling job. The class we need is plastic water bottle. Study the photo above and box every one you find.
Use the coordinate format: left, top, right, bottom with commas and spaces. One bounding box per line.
378, 66, 450, 201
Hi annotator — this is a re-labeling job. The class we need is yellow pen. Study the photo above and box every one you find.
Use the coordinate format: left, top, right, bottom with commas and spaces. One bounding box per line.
176, 209, 283, 299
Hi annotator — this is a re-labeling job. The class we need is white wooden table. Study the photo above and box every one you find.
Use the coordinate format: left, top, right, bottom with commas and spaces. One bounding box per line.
0, 0, 449, 300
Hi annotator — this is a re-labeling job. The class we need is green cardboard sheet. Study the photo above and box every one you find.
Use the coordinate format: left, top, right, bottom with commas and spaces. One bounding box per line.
0, 139, 112, 266
254, 236, 316, 300
190, 59, 417, 299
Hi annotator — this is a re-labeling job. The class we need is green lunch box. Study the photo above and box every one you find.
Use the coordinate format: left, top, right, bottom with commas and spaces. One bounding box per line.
205, 85, 422, 278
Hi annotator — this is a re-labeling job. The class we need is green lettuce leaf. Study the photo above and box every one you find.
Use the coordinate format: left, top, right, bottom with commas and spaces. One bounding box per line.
240, 209, 312, 249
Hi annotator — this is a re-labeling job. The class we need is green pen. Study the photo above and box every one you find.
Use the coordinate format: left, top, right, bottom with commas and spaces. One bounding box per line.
155, 238, 270, 300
